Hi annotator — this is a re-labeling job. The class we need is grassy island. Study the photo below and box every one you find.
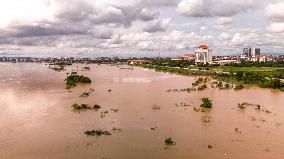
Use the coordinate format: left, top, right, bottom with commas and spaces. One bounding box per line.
65, 75, 91, 89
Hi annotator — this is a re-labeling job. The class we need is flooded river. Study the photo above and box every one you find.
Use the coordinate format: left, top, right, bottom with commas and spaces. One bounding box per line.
0, 63, 284, 159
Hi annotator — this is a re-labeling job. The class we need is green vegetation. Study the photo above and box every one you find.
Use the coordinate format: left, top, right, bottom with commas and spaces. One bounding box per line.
72, 103, 101, 111
167, 88, 196, 93
149, 58, 195, 68
65, 75, 91, 89
84, 130, 111, 136
82, 66, 90, 71
234, 84, 244, 90
110, 108, 119, 112
164, 137, 175, 145
100, 110, 109, 118
237, 103, 249, 109
192, 77, 205, 86
236, 102, 272, 114
200, 98, 213, 108
167, 77, 208, 93
112, 127, 122, 132
51, 61, 72, 66
211, 81, 232, 89
224, 61, 284, 67
198, 84, 207, 90
79, 88, 94, 97
136, 60, 284, 90
80, 92, 90, 97
175, 102, 191, 107
49, 65, 65, 72
192, 78, 208, 91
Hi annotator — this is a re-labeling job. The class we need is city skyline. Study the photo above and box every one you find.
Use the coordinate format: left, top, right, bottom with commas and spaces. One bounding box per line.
0, 0, 284, 57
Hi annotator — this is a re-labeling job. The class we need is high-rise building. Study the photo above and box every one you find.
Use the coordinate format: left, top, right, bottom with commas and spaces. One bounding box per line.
251, 48, 261, 57
243, 48, 260, 57
255, 48, 260, 56
195, 45, 212, 64
243, 48, 251, 57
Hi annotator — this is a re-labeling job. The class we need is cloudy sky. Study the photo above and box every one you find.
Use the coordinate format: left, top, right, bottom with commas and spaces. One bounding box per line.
0, 0, 284, 57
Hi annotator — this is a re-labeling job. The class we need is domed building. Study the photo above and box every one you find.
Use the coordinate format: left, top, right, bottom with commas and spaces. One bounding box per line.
194, 45, 212, 64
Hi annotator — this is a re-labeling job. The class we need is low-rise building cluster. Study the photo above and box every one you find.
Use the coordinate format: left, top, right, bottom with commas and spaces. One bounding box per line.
169, 45, 284, 65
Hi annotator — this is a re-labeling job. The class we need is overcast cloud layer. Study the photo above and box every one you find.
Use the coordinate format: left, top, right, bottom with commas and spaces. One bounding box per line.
0, 0, 284, 57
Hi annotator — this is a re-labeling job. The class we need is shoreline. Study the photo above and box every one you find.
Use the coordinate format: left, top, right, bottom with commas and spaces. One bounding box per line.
134, 64, 284, 91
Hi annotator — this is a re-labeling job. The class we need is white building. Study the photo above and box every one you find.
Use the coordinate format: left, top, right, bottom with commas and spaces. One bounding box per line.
195, 45, 212, 64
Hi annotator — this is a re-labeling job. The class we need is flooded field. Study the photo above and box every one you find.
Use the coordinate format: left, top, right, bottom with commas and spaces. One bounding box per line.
0, 63, 284, 159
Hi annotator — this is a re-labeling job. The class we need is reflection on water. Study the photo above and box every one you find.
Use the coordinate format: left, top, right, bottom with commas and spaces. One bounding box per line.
113, 75, 175, 83
0, 63, 284, 159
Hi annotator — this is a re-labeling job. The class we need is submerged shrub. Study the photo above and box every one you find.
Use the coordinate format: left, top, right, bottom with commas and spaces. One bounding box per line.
198, 84, 207, 91
234, 84, 244, 90
83, 66, 90, 71
84, 130, 111, 136
200, 97, 213, 108
224, 83, 230, 89
164, 137, 175, 145
72, 103, 101, 111
152, 104, 161, 110
80, 92, 90, 97
237, 103, 248, 109
65, 75, 91, 89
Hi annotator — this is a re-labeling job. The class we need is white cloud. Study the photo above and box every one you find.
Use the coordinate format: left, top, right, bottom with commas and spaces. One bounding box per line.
267, 23, 284, 33
143, 18, 170, 33
0, 0, 284, 56
200, 26, 208, 33
177, 0, 260, 17
265, 2, 284, 22
219, 32, 231, 40
216, 17, 232, 25
232, 33, 246, 45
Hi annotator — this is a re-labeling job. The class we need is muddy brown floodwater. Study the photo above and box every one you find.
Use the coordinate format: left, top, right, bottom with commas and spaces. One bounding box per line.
0, 63, 284, 159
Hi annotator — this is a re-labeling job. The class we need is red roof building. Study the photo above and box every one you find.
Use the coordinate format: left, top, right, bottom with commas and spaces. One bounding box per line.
183, 53, 194, 57
199, 45, 209, 49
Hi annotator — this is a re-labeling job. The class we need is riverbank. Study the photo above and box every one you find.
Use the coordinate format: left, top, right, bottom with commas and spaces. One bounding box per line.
135, 64, 284, 91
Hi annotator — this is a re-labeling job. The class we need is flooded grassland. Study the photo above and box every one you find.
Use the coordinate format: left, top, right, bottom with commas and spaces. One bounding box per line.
0, 63, 284, 159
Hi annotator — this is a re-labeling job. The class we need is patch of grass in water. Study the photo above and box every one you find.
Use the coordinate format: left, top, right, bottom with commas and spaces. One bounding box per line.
164, 137, 176, 145
84, 130, 111, 136
150, 126, 158, 131
65, 75, 91, 89
80, 92, 90, 97
82, 66, 90, 71
200, 97, 213, 108
198, 84, 207, 91
112, 127, 122, 132
237, 102, 248, 109
152, 104, 161, 110
72, 103, 101, 111
110, 108, 119, 112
